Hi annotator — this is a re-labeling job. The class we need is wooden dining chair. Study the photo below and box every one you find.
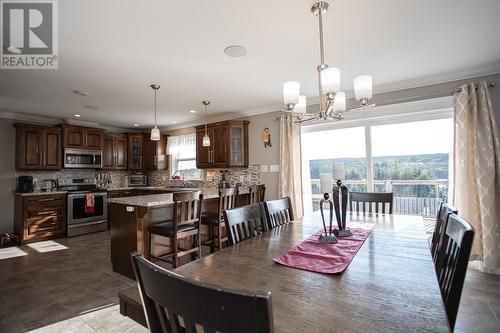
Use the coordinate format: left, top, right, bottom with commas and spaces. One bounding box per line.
148, 191, 203, 268
201, 187, 239, 253
349, 191, 393, 214
263, 197, 294, 229
131, 252, 274, 333
430, 202, 458, 263
223, 203, 268, 245
435, 213, 474, 330
249, 184, 266, 204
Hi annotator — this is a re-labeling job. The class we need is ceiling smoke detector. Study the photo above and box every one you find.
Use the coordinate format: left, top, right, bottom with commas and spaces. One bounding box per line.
73, 90, 88, 96
224, 45, 247, 58
83, 105, 99, 110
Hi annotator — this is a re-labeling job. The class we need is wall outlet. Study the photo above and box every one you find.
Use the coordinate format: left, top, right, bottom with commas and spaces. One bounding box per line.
161, 175, 167, 182
206, 176, 213, 181
261, 165, 268, 173
270, 165, 279, 172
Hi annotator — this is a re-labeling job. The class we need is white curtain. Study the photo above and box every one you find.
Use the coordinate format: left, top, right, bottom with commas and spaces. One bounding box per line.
452, 81, 500, 274
279, 115, 303, 218
167, 134, 196, 160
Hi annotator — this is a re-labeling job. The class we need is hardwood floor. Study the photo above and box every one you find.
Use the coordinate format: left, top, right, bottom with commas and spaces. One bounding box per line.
0, 229, 498, 332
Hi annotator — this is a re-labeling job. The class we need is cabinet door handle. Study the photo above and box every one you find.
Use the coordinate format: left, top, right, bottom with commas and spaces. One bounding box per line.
38, 198, 56, 202
37, 211, 55, 215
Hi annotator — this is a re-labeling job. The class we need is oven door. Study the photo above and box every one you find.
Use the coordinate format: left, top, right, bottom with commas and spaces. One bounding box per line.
68, 192, 107, 225
64, 148, 103, 169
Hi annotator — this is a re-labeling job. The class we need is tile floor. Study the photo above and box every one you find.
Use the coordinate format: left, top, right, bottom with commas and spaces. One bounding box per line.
0, 229, 499, 332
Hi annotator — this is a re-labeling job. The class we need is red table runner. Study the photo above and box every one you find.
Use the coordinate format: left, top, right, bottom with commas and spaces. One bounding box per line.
274, 225, 374, 274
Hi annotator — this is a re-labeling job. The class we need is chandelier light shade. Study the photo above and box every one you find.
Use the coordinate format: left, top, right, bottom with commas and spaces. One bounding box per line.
283, 81, 301, 107
202, 101, 211, 147
296, 95, 307, 113
150, 84, 160, 141
280, 1, 373, 122
353, 75, 373, 104
320, 67, 341, 94
332, 92, 346, 113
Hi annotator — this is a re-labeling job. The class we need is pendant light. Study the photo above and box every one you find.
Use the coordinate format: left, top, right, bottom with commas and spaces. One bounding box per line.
202, 101, 210, 147
150, 84, 160, 141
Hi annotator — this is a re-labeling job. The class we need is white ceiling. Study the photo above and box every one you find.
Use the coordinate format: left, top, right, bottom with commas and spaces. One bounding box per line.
1, 0, 500, 129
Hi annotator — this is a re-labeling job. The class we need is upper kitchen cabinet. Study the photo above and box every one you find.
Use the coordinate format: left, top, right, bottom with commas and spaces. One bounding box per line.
195, 120, 249, 169
127, 133, 144, 170
61, 125, 104, 150
143, 134, 168, 170
103, 134, 127, 170
14, 123, 62, 170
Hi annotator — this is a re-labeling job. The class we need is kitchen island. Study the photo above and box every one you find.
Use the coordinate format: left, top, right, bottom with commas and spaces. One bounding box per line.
108, 188, 249, 279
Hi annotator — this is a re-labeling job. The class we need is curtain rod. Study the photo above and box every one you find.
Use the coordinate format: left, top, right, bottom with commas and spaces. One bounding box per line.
273, 80, 496, 121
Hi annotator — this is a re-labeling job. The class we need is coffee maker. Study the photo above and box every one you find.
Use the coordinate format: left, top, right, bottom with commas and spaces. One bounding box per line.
218, 170, 230, 188
17, 176, 34, 193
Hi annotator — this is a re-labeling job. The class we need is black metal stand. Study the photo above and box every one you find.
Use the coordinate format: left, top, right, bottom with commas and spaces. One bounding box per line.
332, 180, 352, 237
319, 193, 338, 244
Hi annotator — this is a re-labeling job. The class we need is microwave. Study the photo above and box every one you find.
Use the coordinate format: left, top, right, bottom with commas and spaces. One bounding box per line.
64, 148, 103, 169
128, 175, 148, 186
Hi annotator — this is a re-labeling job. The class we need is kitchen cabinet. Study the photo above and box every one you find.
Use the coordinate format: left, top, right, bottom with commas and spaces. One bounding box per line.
143, 135, 168, 170
14, 123, 62, 170
103, 134, 127, 170
14, 193, 67, 244
195, 120, 249, 169
127, 133, 144, 170
61, 125, 104, 150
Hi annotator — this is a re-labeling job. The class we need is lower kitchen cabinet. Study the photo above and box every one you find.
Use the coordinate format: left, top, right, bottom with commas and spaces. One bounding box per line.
14, 193, 67, 244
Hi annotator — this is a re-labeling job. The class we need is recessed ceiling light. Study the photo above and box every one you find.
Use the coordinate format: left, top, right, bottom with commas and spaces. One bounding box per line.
172, 121, 177, 124
73, 114, 81, 118
189, 110, 196, 113
83, 104, 99, 110
133, 124, 139, 127
224, 45, 247, 58
73, 90, 88, 96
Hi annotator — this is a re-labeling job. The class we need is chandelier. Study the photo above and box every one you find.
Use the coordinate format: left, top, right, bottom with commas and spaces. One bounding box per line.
282, 1, 373, 122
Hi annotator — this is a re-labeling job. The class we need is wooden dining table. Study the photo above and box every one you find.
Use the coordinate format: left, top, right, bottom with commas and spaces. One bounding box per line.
175, 212, 450, 333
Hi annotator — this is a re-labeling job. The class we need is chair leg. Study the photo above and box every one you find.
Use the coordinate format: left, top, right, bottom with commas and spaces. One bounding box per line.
210, 225, 216, 253
172, 236, 179, 268
146, 231, 152, 259
218, 224, 223, 251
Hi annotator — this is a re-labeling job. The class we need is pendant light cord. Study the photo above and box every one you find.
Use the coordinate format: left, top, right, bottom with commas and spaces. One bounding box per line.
154, 89, 157, 127
204, 103, 208, 135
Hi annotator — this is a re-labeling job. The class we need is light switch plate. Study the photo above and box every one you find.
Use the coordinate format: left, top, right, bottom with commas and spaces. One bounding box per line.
261, 165, 268, 172
270, 165, 279, 172
126, 206, 135, 212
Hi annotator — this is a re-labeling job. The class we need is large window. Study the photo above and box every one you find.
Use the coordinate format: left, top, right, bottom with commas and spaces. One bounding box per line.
301, 101, 454, 216
167, 134, 202, 180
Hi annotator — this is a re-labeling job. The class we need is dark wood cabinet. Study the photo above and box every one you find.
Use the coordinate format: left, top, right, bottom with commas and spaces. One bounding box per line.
127, 133, 144, 170
143, 135, 168, 170
104, 134, 127, 170
61, 125, 104, 150
14, 193, 67, 244
14, 123, 62, 170
195, 121, 249, 169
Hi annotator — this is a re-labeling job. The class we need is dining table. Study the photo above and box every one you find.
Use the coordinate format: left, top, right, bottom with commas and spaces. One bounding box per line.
175, 211, 450, 333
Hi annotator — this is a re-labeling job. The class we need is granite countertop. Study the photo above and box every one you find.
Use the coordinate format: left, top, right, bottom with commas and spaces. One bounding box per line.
13, 190, 68, 196
106, 186, 203, 192
107, 192, 220, 207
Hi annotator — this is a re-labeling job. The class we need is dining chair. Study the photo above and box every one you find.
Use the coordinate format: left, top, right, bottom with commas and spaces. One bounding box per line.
148, 191, 203, 268
349, 191, 393, 214
223, 203, 268, 245
435, 213, 474, 330
430, 202, 458, 263
131, 252, 274, 333
263, 197, 294, 229
249, 184, 266, 204
201, 187, 239, 253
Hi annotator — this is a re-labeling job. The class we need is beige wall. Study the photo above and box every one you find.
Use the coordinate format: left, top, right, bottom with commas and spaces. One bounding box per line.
0, 118, 16, 233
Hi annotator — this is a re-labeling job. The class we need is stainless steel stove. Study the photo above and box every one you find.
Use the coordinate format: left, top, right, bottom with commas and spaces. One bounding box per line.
58, 177, 108, 237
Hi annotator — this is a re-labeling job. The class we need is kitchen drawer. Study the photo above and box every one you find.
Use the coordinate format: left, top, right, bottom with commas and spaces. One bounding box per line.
25, 194, 65, 206
28, 219, 64, 236
26, 206, 64, 219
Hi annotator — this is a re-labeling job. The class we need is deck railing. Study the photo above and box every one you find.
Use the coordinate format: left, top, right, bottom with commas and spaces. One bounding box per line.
310, 179, 448, 217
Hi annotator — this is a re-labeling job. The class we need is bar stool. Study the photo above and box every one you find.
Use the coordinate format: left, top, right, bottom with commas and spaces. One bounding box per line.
249, 184, 266, 204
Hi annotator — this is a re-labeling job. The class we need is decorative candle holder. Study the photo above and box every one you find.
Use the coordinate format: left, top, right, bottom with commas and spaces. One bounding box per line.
319, 193, 338, 244
332, 179, 352, 237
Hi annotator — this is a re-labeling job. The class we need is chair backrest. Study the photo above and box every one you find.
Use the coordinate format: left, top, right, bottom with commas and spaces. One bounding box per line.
249, 184, 266, 204
349, 192, 393, 214
223, 203, 267, 245
435, 214, 474, 330
172, 191, 203, 227
263, 197, 294, 229
131, 252, 274, 333
431, 202, 458, 263
218, 187, 239, 218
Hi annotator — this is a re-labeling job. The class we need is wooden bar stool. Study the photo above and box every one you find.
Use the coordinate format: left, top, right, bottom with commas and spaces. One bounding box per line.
202, 187, 238, 253
148, 191, 203, 268
249, 184, 266, 204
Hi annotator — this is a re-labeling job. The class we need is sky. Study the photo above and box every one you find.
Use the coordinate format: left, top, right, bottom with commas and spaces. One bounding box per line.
302, 118, 454, 160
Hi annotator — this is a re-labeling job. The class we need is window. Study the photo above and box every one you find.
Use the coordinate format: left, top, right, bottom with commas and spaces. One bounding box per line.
167, 134, 202, 180
301, 97, 454, 216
